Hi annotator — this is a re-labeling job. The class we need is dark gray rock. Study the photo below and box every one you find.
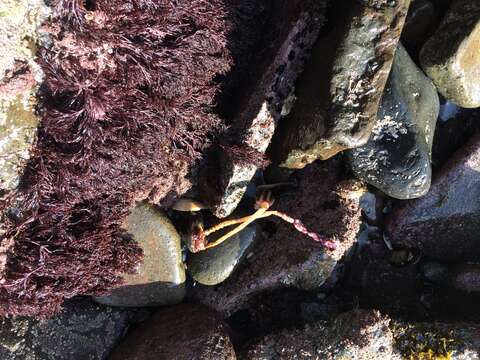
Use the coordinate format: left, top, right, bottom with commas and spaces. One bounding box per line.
188, 225, 257, 286
94, 203, 185, 307
0, 299, 137, 360
268, 0, 411, 168
401, 0, 438, 57
386, 132, 480, 261
420, 0, 480, 108
348, 44, 440, 199
421, 261, 449, 285
450, 263, 480, 292
109, 304, 236, 360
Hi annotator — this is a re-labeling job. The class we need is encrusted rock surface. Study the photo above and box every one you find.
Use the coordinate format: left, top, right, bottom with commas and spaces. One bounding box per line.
420, 0, 480, 108
191, 159, 364, 315
386, 132, 480, 261
94, 203, 185, 307
348, 44, 439, 199
109, 304, 236, 360
269, 0, 411, 169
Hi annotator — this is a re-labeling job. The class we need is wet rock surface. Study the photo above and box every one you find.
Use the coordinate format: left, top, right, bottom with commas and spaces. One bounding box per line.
386, 132, 480, 261
109, 304, 236, 360
348, 44, 439, 199
188, 225, 257, 286
191, 159, 364, 315
420, 0, 480, 108
94, 203, 185, 307
0, 298, 140, 360
269, 0, 411, 168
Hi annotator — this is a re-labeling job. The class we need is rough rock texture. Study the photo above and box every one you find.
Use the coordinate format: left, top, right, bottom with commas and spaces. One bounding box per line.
94, 203, 185, 307
348, 44, 439, 199
420, 0, 480, 108
204, 1, 328, 218
188, 225, 257, 286
0, 0, 48, 192
0, 298, 138, 360
386, 132, 480, 261
191, 159, 364, 315
241, 310, 400, 360
269, 0, 411, 169
109, 304, 236, 360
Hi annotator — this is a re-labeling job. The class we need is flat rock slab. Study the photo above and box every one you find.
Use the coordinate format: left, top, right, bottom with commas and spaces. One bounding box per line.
0, 299, 137, 360
94, 203, 185, 307
191, 159, 364, 315
109, 304, 236, 360
269, 0, 411, 169
348, 44, 439, 199
420, 0, 480, 108
386, 132, 480, 261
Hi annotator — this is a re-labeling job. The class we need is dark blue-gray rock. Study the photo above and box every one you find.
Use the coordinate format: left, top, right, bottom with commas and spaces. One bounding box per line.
94, 203, 185, 307
386, 132, 480, 261
187, 226, 257, 286
420, 0, 480, 108
450, 263, 480, 292
0, 299, 139, 360
109, 304, 236, 360
401, 0, 438, 57
359, 191, 384, 225
268, 0, 411, 168
348, 44, 439, 199
421, 261, 449, 285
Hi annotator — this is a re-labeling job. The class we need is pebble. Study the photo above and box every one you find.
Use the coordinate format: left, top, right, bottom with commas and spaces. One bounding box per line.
268, 0, 411, 168
348, 44, 439, 199
109, 304, 236, 360
420, 0, 480, 108
94, 203, 186, 307
188, 225, 257, 286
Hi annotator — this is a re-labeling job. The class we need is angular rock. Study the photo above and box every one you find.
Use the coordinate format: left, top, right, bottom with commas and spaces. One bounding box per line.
386, 132, 480, 261
188, 225, 257, 286
191, 159, 364, 315
205, 2, 328, 218
109, 304, 236, 360
241, 310, 400, 360
94, 203, 185, 307
0, 0, 48, 192
420, 0, 480, 108
348, 44, 440, 199
268, 0, 411, 169
0, 299, 137, 360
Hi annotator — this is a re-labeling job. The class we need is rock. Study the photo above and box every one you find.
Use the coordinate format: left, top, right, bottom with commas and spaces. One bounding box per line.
450, 263, 480, 292
386, 132, 480, 261
191, 159, 364, 315
188, 225, 257, 286
421, 261, 449, 285
347, 44, 440, 200
268, 0, 411, 169
359, 191, 384, 225
0, 0, 49, 192
205, 2, 328, 218
241, 310, 400, 360
109, 304, 236, 360
0, 298, 138, 360
94, 203, 185, 307
401, 0, 438, 57
420, 0, 480, 108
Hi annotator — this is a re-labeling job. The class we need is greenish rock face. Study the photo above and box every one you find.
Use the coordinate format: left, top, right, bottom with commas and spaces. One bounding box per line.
420, 0, 480, 108
348, 44, 440, 199
94, 203, 186, 307
187, 225, 257, 286
0, 0, 49, 192
268, 0, 411, 169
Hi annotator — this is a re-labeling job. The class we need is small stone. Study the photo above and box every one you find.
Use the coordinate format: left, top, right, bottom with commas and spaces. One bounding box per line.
268, 0, 411, 168
204, 3, 327, 218
241, 310, 400, 360
359, 192, 383, 225
109, 304, 236, 360
191, 159, 364, 315
94, 203, 185, 307
188, 225, 257, 286
420, 0, 480, 108
401, 0, 438, 57
348, 44, 440, 200
421, 261, 449, 284
386, 132, 480, 261
0, 298, 137, 360
450, 263, 480, 292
